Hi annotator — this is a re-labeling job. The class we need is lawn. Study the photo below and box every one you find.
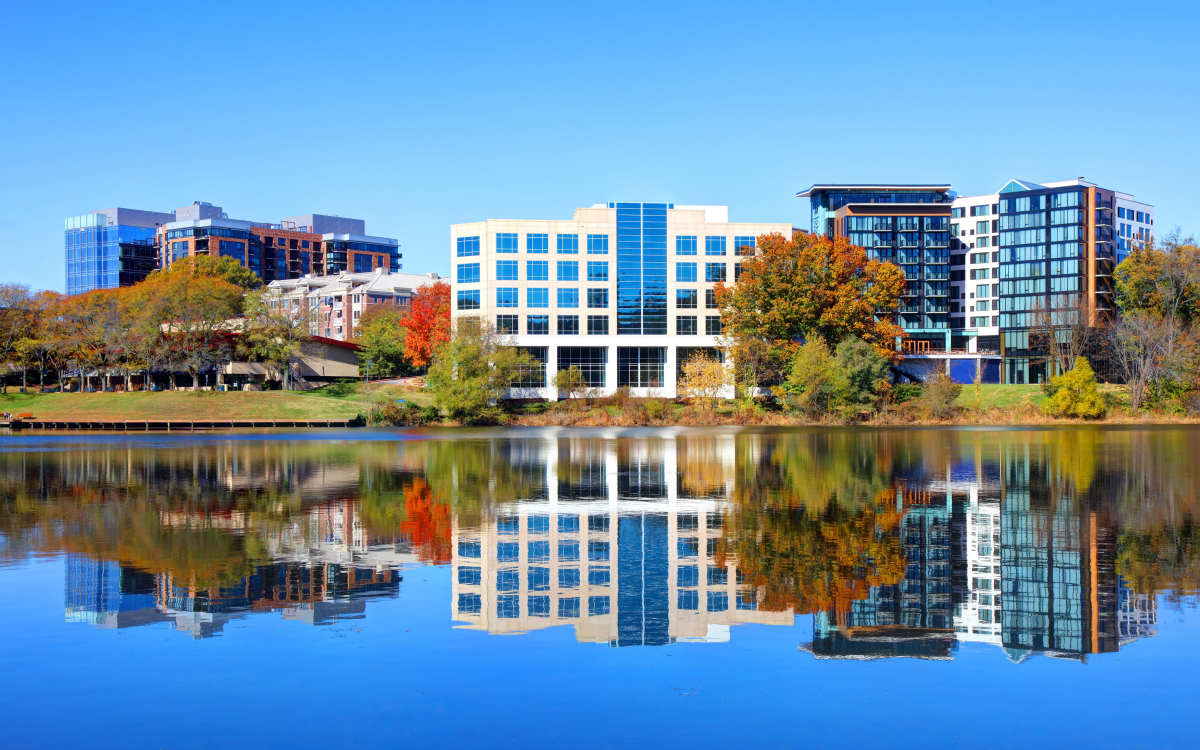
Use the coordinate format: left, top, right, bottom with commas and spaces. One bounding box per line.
951, 383, 1126, 412
0, 382, 432, 422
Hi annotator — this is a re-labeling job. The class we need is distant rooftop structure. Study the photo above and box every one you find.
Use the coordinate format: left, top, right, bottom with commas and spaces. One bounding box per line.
795, 184, 954, 198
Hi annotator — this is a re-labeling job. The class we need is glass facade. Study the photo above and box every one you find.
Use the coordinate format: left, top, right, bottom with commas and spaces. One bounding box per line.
615, 203, 668, 335
64, 215, 158, 295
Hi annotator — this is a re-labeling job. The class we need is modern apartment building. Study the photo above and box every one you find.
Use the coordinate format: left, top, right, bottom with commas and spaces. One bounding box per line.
264, 268, 441, 341
64, 207, 175, 295
450, 202, 791, 398
65, 201, 402, 294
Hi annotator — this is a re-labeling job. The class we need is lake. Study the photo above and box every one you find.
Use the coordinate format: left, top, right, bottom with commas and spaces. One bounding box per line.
1, 427, 1197, 749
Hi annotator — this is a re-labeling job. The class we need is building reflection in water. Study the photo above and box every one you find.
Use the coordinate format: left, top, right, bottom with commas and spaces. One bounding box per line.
451, 435, 794, 645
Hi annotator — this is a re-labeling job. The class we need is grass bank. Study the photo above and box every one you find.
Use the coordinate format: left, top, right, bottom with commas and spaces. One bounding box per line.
0, 383, 431, 423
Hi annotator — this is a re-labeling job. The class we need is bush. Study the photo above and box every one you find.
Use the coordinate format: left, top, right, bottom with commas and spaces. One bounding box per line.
1043, 357, 1106, 419
644, 398, 669, 422
832, 338, 892, 420
778, 337, 837, 419
891, 383, 922, 403
918, 373, 962, 419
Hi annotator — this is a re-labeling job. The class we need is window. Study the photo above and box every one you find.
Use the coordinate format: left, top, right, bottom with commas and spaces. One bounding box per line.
705, 236, 727, 256
677, 514, 698, 530
558, 261, 579, 281
587, 315, 608, 335
527, 288, 549, 307
457, 593, 481, 614
676, 262, 697, 282
497, 514, 518, 534
588, 540, 610, 561
557, 233, 578, 253
734, 236, 756, 255
676, 315, 697, 335
497, 543, 519, 562
705, 263, 726, 283
705, 316, 722, 335
458, 540, 481, 558
557, 315, 579, 335
678, 590, 699, 610
527, 233, 548, 253
456, 290, 480, 310
458, 566, 481, 585
496, 314, 518, 334
558, 597, 580, 618
527, 595, 550, 617
559, 568, 580, 589
558, 540, 580, 561
528, 566, 550, 591
676, 235, 697, 255
528, 541, 550, 561
496, 287, 518, 307
678, 537, 699, 558
587, 288, 608, 308
456, 262, 480, 284
525, 260, 548, 280
496, 595, 519, 618
707, 566, 728, 586
676, 289, 697, 308
557, 288, 579, 308
587, 234, 609, 254
496, 260, 519, 280
588, 596, 610, 616
587, 261, 608, 281
677, 565, 699, 587
496, 232, 518, 253
588, 566, 610, 587
707, 591, 728, 612
456, 236, 480, 257
527, 315, 549, 334
588, 514, 609, 532
558, 514, 579, 533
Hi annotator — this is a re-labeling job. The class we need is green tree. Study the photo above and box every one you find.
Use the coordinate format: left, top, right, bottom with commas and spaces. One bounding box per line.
918, 372, 962, 420
352, 305, 411, 378
715, 231, 906, 389
553, 365, 589, 400
832, 337, 891, 420
1043, 356, 1106, 418
778, 337, 837, 419
238, 289, 311, 389
425, 323, 531, 424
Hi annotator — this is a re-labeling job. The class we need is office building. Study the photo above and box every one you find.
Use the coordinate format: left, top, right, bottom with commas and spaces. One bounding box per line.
264, 268, 441, 341
450, 202, 790, 398
64, 207, 175, 295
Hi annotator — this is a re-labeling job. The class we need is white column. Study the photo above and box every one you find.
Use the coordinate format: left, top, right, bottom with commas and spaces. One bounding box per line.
664, 345, 678, 398
546, 344, 558, 401
604, 345, 618, 395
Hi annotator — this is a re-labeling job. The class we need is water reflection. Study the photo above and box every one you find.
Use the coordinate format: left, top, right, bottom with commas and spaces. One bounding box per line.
1, 429, 1196, 660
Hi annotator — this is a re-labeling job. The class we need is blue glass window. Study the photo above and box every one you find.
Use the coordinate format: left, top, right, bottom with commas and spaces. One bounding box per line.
496, 233, 518, 253
558, 597, 580, 618
587, 261, 608, 281
616, 203, 668, 335
458, 566, 481, 585
457, 540, 481, 558
496, 288, 518, 307
737, 591, 757, 611
676, 289, 697, 308
497, 542, 519, 562
527, 315, 549, 334
587, 234, 609, 254
528, 514, 549, 533
528, 540, 550, 561
497, 569, 519, 592
706, 591, 728, 612
496, 260, 518, 280
588, 566, 610, 587
734, 235, 756, 255
559, 568, 580, 588
456, 290, 480, 310
588, 596, 610, 616
677, 537, 698, 558
557, 234, 578, 253
677, 590, 699, 611
497, 514, 519, 534
457, 263, 480, 284
497, 595, 519, 618
558, 540, 580, 561
456, 236, 480, 257
528, 595, 550, 617
457, 593, 481, 614
557, 315, 579, 335
557, 288, 579, 308
558, 514, 579, 533
527, 233, 549, 253
588, 288, 608, 308
707, 566, 728, 586
588, 540, 610, 561
676, 262, 697, 282
705, 236, 727, 256
705, 263, 727, 283
527, 288, 549, 307
676, 235, 697, 255
528, 566, 550, 591
526, 260, 548, 280
677, 565, 698, 587
558, 261, 579, 281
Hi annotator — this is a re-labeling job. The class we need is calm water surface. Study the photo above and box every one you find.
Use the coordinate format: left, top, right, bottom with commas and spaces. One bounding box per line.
1, 427, 1198, 749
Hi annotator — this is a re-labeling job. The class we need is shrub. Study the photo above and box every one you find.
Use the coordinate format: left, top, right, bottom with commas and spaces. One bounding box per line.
778, 337, 837, 419
918, 373, 962, 420
832, 338, 892, 420
891, 383, 922, 403
678, 352, 730, 412
644, 398, 669, 422
367, 401, 439, 426
1043, 357, 1106, 419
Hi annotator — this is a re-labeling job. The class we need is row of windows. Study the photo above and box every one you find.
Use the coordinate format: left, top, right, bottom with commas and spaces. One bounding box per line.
676, 262, 735, 283
492, 314, 721, 336
458, 260, 610, 284
457, 233, 759, 257
1117, 207, 1151, 223
457, 588, 753, 616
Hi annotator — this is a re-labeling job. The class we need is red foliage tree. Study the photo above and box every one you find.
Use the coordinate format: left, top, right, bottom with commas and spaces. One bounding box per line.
400, 281, 451, 369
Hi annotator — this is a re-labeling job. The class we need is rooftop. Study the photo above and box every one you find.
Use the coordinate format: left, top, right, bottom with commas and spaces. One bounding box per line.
795, 184, 953, 198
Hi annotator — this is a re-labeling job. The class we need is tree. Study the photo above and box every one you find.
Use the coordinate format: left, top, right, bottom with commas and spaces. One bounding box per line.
553, 365, 590, 401
832, 337, 892, 420
238, 289, 311, 389
778, 337, 837, 419
1043, 356, 1106, 418
352, 305, 410, 379
1115, 236, 1200, 325
425, 322, 531, 424
715, 231, 905, 389
677, 352, 730, 412
0, 284, 35, 392
400, 281, 451, 369
1108, 312, 1188, 412
158, 255, 263, 294
918, 372, 962, 420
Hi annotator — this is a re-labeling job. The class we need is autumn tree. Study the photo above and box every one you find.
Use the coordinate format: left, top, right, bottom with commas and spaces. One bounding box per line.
14, 291, 63, 389
0, 284, 36, 392
714, 231, 905, 389
352, 305, 411, 378
238, 289, 311, 389
677, 352, 730, 413
400, 281, 451, 369
163, 255, 263, 294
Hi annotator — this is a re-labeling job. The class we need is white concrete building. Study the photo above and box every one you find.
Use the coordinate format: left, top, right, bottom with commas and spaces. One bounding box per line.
265, 268, 441, 341
950, 191, 1001, 349
450, 202, 791, 398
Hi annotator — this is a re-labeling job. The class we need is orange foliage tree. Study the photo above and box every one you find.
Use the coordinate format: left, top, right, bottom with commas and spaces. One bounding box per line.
714, 231, 906, 388
400, 281, 451, 369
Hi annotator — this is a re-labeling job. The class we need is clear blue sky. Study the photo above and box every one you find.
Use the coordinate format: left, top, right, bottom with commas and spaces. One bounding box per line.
2, 0, 1197, 292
